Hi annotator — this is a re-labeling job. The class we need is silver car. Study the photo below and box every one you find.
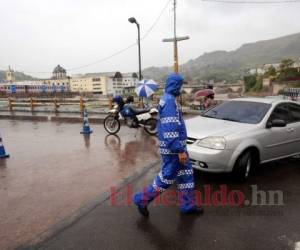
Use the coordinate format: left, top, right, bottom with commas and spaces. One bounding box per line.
186, 98, 300, 181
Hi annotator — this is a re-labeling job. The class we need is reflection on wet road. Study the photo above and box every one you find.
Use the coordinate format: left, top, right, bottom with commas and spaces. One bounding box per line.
0, 120, 159, 250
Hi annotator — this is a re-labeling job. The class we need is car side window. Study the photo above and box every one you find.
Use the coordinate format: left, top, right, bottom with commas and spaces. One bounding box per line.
289, 103, 300, 123
269, 104, 291, 123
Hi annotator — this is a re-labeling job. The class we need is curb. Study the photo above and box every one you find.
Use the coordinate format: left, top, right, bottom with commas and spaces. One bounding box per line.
17, 160, 160, 250
0, 115, 49, 122
0, 115, 106, 124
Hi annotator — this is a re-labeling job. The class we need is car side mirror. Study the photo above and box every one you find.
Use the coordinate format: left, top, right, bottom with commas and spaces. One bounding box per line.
266, 119, 287, 129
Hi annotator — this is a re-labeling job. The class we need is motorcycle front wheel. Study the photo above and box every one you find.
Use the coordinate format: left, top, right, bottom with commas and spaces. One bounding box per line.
144, 118, 157, 136
104, 115, 121, 135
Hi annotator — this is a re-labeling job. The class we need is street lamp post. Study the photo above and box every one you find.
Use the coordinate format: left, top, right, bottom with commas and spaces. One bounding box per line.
128, 17, 142, 81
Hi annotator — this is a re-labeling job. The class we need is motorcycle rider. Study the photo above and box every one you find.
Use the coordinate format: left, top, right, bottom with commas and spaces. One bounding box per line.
112, 95, 149, 128
123, 95, 150, 117
133, 73, 203, 217
112, 96, 125, 111
125, 95, 134, 104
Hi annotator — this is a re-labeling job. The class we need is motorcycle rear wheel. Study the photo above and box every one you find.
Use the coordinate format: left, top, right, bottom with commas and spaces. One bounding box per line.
104, 115, 121, 135
144, 118, 157, 136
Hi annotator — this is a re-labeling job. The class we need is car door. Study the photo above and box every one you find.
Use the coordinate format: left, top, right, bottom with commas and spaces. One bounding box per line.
260, 103, 294, 162
287, 103, 300, 154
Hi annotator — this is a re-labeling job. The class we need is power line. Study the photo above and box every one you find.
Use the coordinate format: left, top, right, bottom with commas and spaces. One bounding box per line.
141, 0, 172, 40
11, 0, 172, 75
67, 0, 172, 72
202, 0, 300, 4
66, 43, 137, 72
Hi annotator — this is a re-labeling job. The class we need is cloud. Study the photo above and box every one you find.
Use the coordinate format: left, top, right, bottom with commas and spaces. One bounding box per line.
0, 0, 299, 77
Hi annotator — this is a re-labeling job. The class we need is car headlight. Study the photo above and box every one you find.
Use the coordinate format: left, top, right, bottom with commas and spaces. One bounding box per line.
197, 137, 226, 150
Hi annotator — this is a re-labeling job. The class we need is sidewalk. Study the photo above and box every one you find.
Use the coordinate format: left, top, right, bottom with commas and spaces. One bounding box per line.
21, 157, 300, 250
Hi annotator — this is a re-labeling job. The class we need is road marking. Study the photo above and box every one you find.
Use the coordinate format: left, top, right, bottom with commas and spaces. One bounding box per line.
295, 242, 300, 250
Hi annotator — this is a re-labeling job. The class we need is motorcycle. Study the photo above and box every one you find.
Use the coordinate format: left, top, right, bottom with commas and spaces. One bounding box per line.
104, 97, 158, 136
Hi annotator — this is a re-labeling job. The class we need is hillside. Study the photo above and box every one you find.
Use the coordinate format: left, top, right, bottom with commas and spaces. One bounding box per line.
0, 70, 35, 82
143, 32, 300, 83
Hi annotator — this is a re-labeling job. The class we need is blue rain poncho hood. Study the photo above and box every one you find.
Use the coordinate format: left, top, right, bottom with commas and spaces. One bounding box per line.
165, 73, 184, 97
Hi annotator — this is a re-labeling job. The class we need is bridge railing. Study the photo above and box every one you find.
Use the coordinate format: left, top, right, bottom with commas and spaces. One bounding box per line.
0, 97, 113, 113
0, 96, 225, 114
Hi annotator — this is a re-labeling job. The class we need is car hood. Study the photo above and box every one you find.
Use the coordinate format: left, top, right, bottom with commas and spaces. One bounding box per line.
186, 116, 255, 139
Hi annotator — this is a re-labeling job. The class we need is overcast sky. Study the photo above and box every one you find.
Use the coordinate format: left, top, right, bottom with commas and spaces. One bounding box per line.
0, 0, 299, 78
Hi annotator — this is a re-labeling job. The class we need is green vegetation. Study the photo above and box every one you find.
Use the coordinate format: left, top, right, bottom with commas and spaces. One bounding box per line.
245, 57, 300, 93
277, 59, 300, 81
244, 75, 263, 93
252, 78, 263, 92
263, 66, 276, 78
244, 75, 258, 92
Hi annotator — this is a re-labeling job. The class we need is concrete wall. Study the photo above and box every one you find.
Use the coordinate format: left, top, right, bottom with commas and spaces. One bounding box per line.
183, 84, 243, 95
272, 81, 300, 94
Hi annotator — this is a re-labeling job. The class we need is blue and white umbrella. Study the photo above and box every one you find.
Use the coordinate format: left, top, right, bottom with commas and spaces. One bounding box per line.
135, 79, 158, 98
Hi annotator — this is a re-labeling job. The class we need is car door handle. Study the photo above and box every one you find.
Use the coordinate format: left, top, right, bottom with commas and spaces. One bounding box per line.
286, 128, 295, 133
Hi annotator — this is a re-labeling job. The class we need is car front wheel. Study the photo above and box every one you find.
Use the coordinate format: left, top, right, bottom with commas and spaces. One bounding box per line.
232, 150, 252, 182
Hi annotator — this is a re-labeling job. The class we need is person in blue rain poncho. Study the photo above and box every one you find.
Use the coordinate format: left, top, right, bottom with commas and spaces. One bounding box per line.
133, 73, 203, 217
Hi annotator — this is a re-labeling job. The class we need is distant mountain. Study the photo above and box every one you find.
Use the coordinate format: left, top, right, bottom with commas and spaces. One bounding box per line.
0, 70, 35, 82
143, 32, 300, 83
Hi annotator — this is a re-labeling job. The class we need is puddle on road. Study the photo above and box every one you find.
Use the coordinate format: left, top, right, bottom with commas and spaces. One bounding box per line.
0, 120, 159, 249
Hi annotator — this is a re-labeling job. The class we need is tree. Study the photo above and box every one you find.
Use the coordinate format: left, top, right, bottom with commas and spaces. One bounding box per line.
244, 75, 257, 92
277, 58, 300, 81
252, 78, 263, 92
264, 66, 276, 77
280, 59, 294, 71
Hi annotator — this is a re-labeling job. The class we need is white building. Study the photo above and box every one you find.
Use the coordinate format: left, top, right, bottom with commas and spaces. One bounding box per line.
249, 68, 265, 75
263, 63, 281, 71
106, 72, 139, 96
0, 65, 71, 93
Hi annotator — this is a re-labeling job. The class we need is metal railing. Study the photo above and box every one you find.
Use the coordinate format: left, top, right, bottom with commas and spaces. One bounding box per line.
283, 88, 300, 102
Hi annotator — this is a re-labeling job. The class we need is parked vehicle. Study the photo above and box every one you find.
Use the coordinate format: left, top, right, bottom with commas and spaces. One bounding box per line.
104, 96, 157, 135
186, 98, 300, 181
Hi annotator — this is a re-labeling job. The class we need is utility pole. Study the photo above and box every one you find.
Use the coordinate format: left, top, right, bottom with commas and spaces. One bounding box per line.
163, 0, 189, 73
173, 0, 178, 73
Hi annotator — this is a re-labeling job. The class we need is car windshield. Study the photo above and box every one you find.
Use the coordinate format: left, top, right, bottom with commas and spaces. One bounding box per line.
202, 101, 271, 124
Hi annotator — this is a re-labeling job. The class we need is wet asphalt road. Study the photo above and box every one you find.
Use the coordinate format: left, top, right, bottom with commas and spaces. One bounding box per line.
0, 120, 159, 250
32, 157, 300, 250
1, 118, 300, 250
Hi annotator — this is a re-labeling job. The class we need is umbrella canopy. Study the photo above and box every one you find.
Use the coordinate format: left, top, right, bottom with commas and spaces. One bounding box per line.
135, 79, 158, 98
194, 89, 214, 98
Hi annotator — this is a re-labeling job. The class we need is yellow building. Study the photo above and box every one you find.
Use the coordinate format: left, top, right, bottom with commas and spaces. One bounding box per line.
70, 73, 110, 95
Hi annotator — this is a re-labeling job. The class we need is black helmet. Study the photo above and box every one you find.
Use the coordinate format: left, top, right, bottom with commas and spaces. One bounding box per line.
126, 96, 134, 103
